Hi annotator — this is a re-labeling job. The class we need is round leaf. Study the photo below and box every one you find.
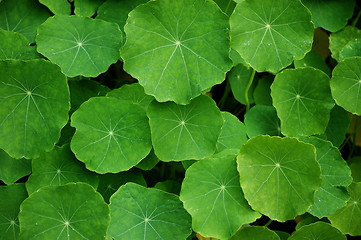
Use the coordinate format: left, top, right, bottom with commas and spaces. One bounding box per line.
36, 15, 122, 77
339, 39, 361, 60
0, 59, 70, 159
74, 0, 104, 17
294, 50, 330, 75
180, 155, 260, 239
229, 226, 280, 240
39, 0, 71, 15
122, 0, 232, 104
0, 30, 40, 60
271, 67, 334, 137
108, 182, 192, 240
253, 75, 273, 106
289, 221, 346, 240
330, 57, 361, 115
329, 26, 361, 61
70, 97, 152, 173
230, 0, 313, 73
19, 183, 110, 240
0, 149, 31, 185
135, 149, 160, 171
237, 135, 321, 221
147, 95, 223, 161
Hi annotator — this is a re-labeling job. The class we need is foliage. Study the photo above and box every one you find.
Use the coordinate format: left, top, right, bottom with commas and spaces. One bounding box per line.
0, 0, 361, 239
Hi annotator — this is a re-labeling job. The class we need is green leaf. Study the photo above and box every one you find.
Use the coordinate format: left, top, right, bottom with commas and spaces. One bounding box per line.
19, 183, 110, 240
108, 182, 192, 240
74, 0, 104, 17
147, 95, 223, 161
289, 221, 346, 240
228, 64, 255, 105
237, 135, 321, 221
301, 0, 355, 32
26, 144, 99, 194
329, 26, 361, 61
229, 226, 280, 240
339, 39, 361, 61
253, 75, 273, 106
0, 59, 70, 159
36, 15, 122, 77
0, 149, 31, 185
121, 0, 232, 104
294, 50, 330, 75
0, 0, 50, 42
244, 105, 281, 138
349, 157, 361, 182
180, 155, 260, 239
135, 149, 160, 171
330, 57, 361, 115
230, 0, 313, 73
39, 0, 71, 15
0, 30, 40, 60
271, 67, 334, 137
70, 97, 152, 173
216, 112, 247, 153
213, 0, 236, 16
154, 180, 181, 195
329, 183, 361, 236
0, 183, 27, 240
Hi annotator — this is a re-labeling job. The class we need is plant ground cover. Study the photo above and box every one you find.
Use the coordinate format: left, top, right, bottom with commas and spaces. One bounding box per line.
0, 0, 361, 239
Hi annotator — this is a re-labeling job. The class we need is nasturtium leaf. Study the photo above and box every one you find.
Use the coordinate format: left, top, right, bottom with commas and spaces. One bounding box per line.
271, 67, 334, 137
294, 50, 330, 75
147, 95, 223, 161
74, 0, 104, 17
301, 0, 355, 32
228, 64, 255, 105
154, 180, 181, 195
275, 231, 290, 240
70, 97, 152, 173
289, 221, 346, 240
237, 135, 321, 221
0, 0, 50, 42
36, 15, 122, 77
0, 30, 40, 60
180, 155, 260, 239
0, 59, 70, 159
244, 105, 281, 138
349, 157, 361, 182
339, 39, 361, 61
330, 57, 361, 115
57, 123, 76, 146
253, 75, 273, 106
26, 144, 99, 194
108, 182, 192, 240
329, 26, 361, 61
230, 0, 313, 73
0, 183, 27, 240
19, 183, 110, 240
229, 48, 248, 67
39, 0, 71, 15
213, 0, 236, 15
229, 226, 280, 240
107, 83, 154, 110
121, 0, 232, 104
135, 149, 160, 171
0, 149, 31, 185
216, 112, 247, 153
328, 182, 361, 236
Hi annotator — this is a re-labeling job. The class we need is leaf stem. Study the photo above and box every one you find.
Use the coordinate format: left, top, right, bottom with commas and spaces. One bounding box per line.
245, 69, 256, 112
224, 0, 233, 15
264, 219, 273, 227
352, 9, 361, 27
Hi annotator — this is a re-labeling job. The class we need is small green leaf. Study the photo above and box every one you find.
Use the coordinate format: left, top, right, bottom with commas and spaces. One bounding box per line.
253, 75, 273, 106
19, 183, 110, 240
237, 135, 321, 221
0, 30, 40, 60
36, 15, 122, 77
70, 97, 152, 173
0, 149, 31, 185
180, 155, 260, 239
339, 39, 361, 61
147, 95, 223, 161
289, 221, 346, 240
39, 0, 71, 15
108, 183, 192, 240
329, 26, 361, 61
229, 226, 280, 240
154, 180, 181, 195
271, 67, 334, 137
135, 149, 160, 171
228, 64, 255, 105
349, 157, 361, 182
294, 50, 330, 75
74, 0, 104, 17
330, 57, 361, 115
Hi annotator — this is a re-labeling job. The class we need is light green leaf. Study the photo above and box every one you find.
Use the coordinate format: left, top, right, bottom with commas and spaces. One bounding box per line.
39, 0, 71, 15
271, 67, 334, 137
70, 97, 152, 173
253, 75, 273, 106
135, 149, 160, 171
229, 226, 280, 240
329, 26, 361, 61
230, 0, 313, 73
328, 182, 361, 236
26, 144, 99, 194
339, 39, 361, 61
19, 183, 110, 240
121, 0, 232, 104
0, 30, 40, 60
147, 95, 223, 161
289, 221, 346, 240
74, 0, 104, 17
0, 59, 70, 159
36, 15, 122, 77
294, 50, 330, 75
330, 57, 361, 115
237, 135, 321, 221
180, 155, 260, 239
0, 0, 50, 42
0, 149, 31, 185
228, 63, 255, 105
108, 183, 192, 240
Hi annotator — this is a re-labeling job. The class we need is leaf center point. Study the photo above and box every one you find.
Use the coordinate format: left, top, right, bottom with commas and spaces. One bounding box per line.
144, 218, 150, 222
275, 163, 281, 168
180, 120, 185, 125
175, 40, 181, 46
220, 185, 226, 190
296, 94, 301, 99
266, 24, 271, 29
77, 42, 83, 47
26, 91, 32, 96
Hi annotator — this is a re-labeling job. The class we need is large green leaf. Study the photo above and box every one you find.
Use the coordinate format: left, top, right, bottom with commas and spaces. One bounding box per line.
0, 0, 50, 42
19, 183, 110, 240
26, 144, 99, 194
329, 26, 361, 61
230, 0, 313, 73
70, 97, 152, 173
229, 226, 280, 240
271, 67, 334, 137
180, 155, 260, 239
288, 221, 346, 240
0, 59, 70, 159
0, 149, 31, 185
330, 57, 361, 115
0, 30, 39, 60
121, 0, 232, 104
237, 135, 321, 221
147, 95, 223, 161
108, 183, 192, 240
36, 15, 122, 77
